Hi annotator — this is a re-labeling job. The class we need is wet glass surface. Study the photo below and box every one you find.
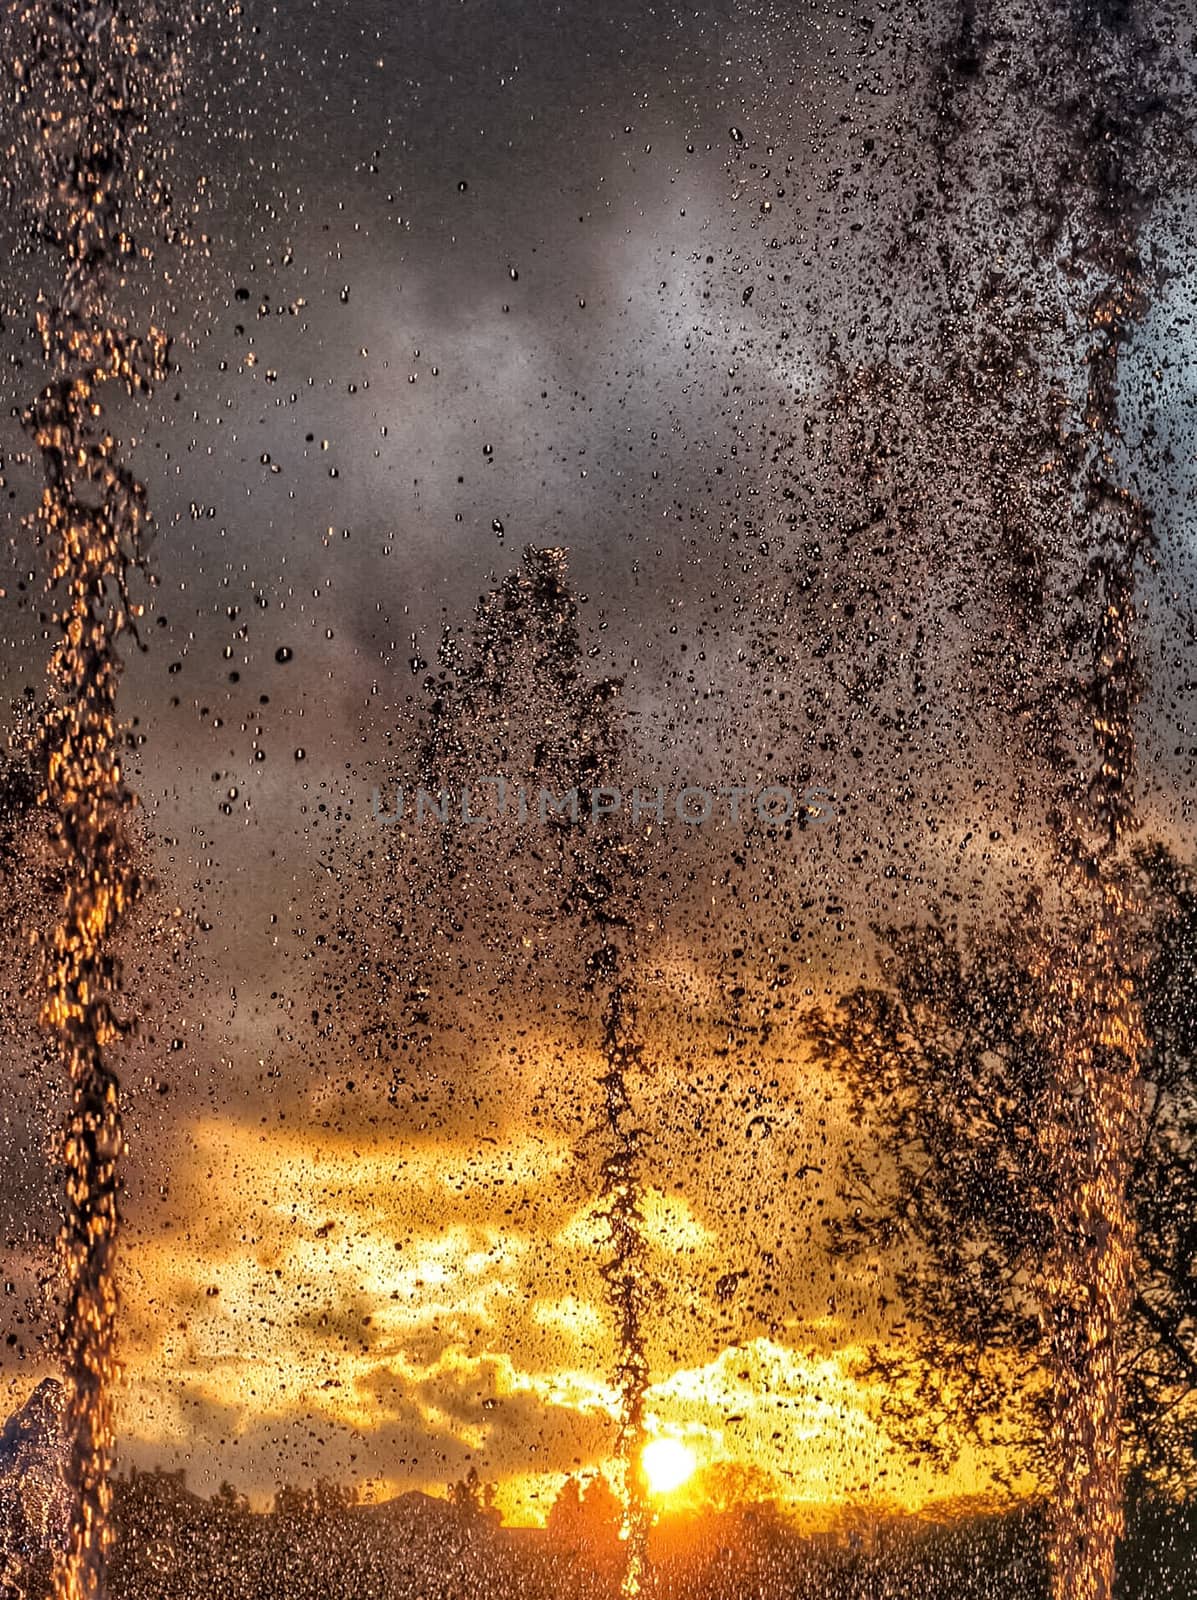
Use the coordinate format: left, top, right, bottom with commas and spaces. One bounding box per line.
1, 3, 1197, 1599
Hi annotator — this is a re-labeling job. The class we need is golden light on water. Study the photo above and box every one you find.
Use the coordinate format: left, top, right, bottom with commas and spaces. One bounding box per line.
16, 3, 173, 1595
641, 1438, 696, 1497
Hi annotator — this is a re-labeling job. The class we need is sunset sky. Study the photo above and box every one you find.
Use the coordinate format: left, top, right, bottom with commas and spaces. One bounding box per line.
1, 0, 1195, 1532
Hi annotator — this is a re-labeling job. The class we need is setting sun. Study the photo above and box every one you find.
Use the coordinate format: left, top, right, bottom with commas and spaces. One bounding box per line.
641, 1438, 697, 1497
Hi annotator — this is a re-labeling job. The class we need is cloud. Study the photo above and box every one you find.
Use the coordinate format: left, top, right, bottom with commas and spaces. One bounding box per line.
100, 1110, 991, 1519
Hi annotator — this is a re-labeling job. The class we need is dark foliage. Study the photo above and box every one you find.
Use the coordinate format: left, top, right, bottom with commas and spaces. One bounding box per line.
805, 844, 1197, 1492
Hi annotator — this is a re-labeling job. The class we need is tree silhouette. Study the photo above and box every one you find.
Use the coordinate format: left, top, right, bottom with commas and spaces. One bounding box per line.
804, 843, 1197, 1494
688, 1461, 781, 1521
546, 1473, 620, 1554
211, 1480, 250, 1519
448, 1467, 499, 1529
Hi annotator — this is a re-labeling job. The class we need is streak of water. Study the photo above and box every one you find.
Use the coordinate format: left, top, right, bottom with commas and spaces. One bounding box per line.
13, 5, 170, 1597
595, 969, 651, 1596
1036, 217, 1151, 1600
872, 4, 1188, 1593
409, 547, 655, 1593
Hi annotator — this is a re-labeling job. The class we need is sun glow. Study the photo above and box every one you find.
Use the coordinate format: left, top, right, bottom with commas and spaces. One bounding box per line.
641, 1437, 696, 1497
